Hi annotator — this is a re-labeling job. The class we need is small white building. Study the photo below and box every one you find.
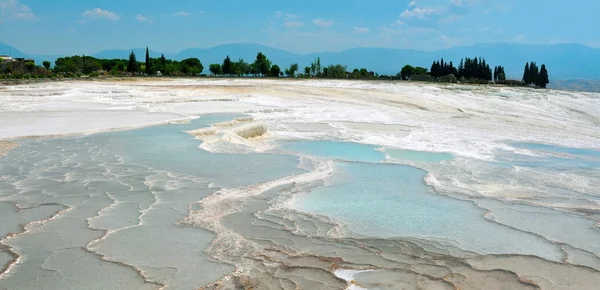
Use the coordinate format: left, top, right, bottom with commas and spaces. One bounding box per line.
156, 71, 162, 76
1, 56, 13, 63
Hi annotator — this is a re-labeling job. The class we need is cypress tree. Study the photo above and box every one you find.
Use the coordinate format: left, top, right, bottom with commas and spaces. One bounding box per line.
145, 46, 151, 75
497, 66, 506, 81
449, 61, 457, 76
127, 50, 137, 73
481, 59, 488, 80
493, 66, 498, 81
430, 61, 438, 78
458, 59, 464, 79
222, 55, 232, 75
529, 62, 539, 86
159, 54, 166, 72
523, 63, 530, 84
465, 58, 472, 79
538, 64, 549, 88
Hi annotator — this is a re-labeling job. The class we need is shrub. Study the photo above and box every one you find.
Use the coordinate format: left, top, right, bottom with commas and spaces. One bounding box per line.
496, 79, 525, 86
411, 74, 433, 82
440, 74, 458, 83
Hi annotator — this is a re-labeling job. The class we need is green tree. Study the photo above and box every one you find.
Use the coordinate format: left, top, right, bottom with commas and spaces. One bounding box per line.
304, 66, 310, 76
254, 52, 271, 76
145, 46, 151, 75
42, 61, 51, 70
127, 51, 137, 73
236, 59, 250, 76
250, 63, 259, 76
523, 62, 530, 84
316, 57, 321, 76
430, 61, 440, 78
494, 66, 498, 81
159, 54, 166, 72
414, 67, 428, 75
309, 57, 322, 77
181, 58, 203, 75
81, 57, 101, 74
326, 64, 347, 78
359, 68, 369, 78
495, 66, 506, 81
165, 62, 181, 76
537, 64, 549, 88
222, 55, 233, 75
25, 62, 35, 72
529, 62, 539, 86
270, 64, 281, 77
116, 62, 126, 72
209, 63, 222, 75
400, 65, 414, 80
287, 63, 299, 77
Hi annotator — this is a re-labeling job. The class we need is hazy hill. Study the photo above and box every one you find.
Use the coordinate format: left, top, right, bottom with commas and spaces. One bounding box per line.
176, 43, 298, 65
92, 48, 167, 60
86, 42, 600, 80
0, 42, 28, 58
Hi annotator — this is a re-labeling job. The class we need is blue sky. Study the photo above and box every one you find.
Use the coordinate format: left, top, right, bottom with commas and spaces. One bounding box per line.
0, 0, 599, 55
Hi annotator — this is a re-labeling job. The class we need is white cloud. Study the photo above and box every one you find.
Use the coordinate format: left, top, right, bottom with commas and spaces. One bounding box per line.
82, 8, 120, 21
437, 14, 463, 25
285, 13, 298, 19
275, 11, 282, 18
353, 26, 370, 33
312, 19, 334, 28
172, 11, 190, 17
451, 0, 482, 7
0, 0, 37, 21
408, 1, 417, 7
395, 19, 404, 25
284, 21, 304, 28
135, 14, 152, 23
67, 28, 76, 33
400, 7, 438, 18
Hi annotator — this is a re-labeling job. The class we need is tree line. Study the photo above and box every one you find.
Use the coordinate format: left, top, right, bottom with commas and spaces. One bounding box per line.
206, 55, 371, 79
49, 48, 382, 79
523, 62, 549, 88
399, 57, 549, 87
1, 45, 550, 88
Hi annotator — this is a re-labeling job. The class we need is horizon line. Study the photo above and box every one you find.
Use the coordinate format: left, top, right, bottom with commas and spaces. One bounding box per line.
1, 41, 596, 57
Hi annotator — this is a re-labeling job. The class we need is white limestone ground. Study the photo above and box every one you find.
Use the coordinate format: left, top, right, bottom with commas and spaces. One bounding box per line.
2, 78, 600, 289
1, 78, 598, 156
2, 78, 599, 205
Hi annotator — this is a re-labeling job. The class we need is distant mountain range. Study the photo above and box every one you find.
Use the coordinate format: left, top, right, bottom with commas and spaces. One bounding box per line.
2, 41, 599, 91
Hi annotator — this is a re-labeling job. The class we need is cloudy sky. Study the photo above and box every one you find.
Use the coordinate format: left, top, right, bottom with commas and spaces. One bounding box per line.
0, 0, 598, 55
